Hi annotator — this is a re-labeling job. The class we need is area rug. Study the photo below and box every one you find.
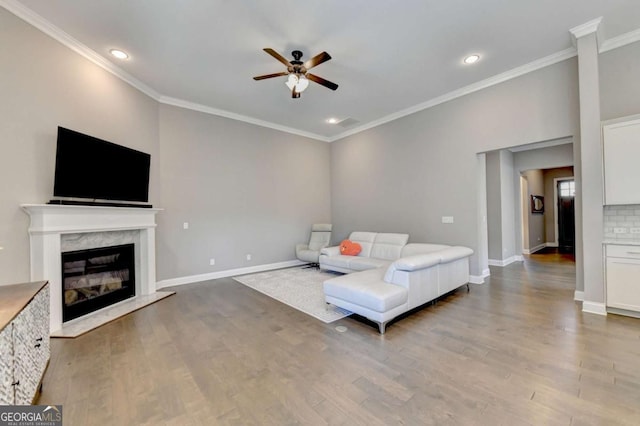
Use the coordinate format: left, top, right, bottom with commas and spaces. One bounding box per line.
232, 266, 352, 323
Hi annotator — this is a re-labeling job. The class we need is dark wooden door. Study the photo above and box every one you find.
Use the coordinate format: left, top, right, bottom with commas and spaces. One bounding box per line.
558, 180, 575, 253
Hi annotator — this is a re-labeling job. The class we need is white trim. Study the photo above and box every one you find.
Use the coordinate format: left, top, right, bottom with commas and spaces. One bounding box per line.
156, 260, 305, 289
600, 28, 640, 53
546, 242, 559, 248
488, 255, 522, 267
469, 268, 490, 284
327, 48, 577, 142
468, 275, 485, 284
522, 243, 546, 255
574, 290, 584, 301
606, 307, 640, 319
582, 301, 607, 316
5, 3, 640, 144
508, 137, 572, 153
158, 96, 330, 142
569, 17, 602, 43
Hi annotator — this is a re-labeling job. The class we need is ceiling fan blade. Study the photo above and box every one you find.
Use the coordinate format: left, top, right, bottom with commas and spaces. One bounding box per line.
253, 72, 289, 81
263, 48, 292, 67
306, 73, 339, 91
303, 51, 332, 70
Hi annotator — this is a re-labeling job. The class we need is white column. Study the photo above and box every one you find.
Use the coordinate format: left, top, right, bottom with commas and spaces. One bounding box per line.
570, 19, 606, 315
30, 233, 63, 332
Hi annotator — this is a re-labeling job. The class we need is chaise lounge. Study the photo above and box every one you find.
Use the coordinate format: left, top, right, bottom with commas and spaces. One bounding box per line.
320, 232, 473, 333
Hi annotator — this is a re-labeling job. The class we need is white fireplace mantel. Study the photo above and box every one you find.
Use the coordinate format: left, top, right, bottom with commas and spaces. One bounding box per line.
21, 204, 162, 333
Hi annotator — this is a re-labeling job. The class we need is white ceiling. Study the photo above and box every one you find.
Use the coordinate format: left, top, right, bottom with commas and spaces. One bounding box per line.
6, 0, 640, 141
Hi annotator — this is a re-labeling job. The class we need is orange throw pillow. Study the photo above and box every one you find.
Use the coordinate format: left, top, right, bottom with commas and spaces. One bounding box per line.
340, 239, 362, 256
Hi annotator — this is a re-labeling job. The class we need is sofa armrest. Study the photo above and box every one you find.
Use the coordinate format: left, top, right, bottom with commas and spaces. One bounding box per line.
393, 253, 441, 271
438, 246, 474, 263
320, 246, 341, 256
296, 243, 309, 252
384, 253, 441, 284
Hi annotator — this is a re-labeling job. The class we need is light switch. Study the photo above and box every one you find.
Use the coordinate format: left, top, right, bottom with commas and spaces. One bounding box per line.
183, 222, 189, 230
442, 216, 454, 224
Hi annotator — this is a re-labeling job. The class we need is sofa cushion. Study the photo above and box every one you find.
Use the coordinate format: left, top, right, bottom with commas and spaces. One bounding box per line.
370, 233, 409, 260
323, 269, 408, 313
321, 254, 354, 269
340, 239, 362, 256
348, 232, 377, 257
347, 257, 390, 271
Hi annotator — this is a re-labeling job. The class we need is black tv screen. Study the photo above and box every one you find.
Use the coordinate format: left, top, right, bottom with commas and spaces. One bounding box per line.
53, 127, 151, 203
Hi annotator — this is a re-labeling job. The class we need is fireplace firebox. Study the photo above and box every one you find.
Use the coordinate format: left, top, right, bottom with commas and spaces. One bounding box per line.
61, 243, 135, 322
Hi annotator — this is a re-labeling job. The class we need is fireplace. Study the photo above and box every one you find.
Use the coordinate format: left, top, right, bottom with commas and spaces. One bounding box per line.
22, 204, 162, 333
62, 244, 135, 322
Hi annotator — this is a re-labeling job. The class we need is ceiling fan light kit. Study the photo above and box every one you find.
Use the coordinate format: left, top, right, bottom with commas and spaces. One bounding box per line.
254, 48, 339, 98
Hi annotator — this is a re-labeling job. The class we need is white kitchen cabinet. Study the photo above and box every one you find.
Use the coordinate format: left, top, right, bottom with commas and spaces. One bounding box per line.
603, 116, 640, 205
606, 244, 640, 315
0, 282, 50, 405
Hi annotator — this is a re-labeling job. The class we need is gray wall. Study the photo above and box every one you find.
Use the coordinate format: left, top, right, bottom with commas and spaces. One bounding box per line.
156, 105, 331, 280
513, 143, 574, 252
485, 151, 502, 260
0, 9, 160, 285
499, 150, 516, 259
0, 7, 331, 286
331, 58, 580, 276
520, 169, 545, 250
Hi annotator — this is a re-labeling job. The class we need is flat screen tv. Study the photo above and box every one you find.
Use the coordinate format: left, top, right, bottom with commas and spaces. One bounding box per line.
53, 127, 151, 205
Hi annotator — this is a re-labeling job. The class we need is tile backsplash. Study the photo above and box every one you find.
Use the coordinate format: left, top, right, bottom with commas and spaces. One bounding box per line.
604, 205, 640, 240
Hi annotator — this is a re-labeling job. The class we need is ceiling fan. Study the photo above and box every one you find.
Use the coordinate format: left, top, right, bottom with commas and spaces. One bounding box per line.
253, 48, 339, 98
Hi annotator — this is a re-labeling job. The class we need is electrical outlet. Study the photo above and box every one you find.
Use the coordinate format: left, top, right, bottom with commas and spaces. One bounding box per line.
442, 216, 454, 224
631, 228, 640, 234
246, 254, 252, 261
614, 227, 628, 234
183, 222, 189, 230
209, 258, 215, 266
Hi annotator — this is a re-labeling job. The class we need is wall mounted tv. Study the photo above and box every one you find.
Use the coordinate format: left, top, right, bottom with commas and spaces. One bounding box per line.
52, 127, 151, 207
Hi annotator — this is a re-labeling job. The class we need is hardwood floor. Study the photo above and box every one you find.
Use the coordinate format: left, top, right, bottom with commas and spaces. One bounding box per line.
38, 254, 640, 425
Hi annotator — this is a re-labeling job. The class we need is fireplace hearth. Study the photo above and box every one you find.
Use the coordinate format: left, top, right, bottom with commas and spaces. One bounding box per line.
62, 243, 135, 322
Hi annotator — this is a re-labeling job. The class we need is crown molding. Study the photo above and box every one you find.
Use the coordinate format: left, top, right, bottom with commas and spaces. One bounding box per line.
3, 2, 640, 145
600, 27, 640, 53
569, 17, 602, 46
0, 0, 162, 101
158, 96, 330, 142
326, 47, 577, 142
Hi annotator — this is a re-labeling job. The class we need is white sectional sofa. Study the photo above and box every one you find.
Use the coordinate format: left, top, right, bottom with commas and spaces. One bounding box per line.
320, 232, 473, 334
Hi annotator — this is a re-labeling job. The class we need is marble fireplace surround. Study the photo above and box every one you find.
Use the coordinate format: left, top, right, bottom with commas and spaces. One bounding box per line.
21, 204, 171, 336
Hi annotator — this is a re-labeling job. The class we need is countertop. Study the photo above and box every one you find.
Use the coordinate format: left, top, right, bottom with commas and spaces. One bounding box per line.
0, 281, 48, 332
603, 240, 640, 246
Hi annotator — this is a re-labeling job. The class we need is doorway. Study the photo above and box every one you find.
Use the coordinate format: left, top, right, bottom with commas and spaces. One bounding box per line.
556, 179, 575, 253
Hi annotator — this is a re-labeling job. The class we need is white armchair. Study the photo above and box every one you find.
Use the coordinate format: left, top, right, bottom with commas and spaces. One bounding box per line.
296, 224, 332, 266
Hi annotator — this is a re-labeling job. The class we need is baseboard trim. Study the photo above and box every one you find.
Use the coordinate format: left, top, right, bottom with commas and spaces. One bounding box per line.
522, 244, 546, 255
582, 301, 607, 316
546, 242, 559, 248
488, 256, 522, 267
574, 290, 584, 301
156, 260, 305, 289
469, 275, 485, 284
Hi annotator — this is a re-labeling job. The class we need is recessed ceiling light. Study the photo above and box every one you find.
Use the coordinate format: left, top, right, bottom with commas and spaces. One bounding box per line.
326, 118, 339, 124
109, 49, 129, 60
463, 54, 480, 64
